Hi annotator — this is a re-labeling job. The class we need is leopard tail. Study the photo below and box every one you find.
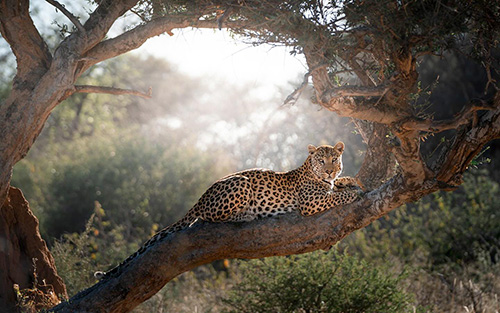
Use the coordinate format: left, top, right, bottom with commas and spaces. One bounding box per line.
94, 212, 199, 280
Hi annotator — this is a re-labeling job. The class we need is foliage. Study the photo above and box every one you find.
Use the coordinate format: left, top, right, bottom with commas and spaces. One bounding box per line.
136, 266, 232, 313
226, 0, 500, 88
344, 171, 500, 268
222, 249, 416, 313
342, 171, 500, 312
13, 130, 228, 255
51, 213, 100, 296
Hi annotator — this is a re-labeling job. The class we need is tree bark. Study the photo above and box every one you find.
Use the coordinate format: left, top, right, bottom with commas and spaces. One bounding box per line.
48, 174, 432, 313
0, 187, 67, 313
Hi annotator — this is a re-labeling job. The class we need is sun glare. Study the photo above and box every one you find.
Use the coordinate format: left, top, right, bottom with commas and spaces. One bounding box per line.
137, 29, 306, 99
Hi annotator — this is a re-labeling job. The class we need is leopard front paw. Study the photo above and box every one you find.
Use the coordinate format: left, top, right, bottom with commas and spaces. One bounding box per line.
334, 177, 363, 191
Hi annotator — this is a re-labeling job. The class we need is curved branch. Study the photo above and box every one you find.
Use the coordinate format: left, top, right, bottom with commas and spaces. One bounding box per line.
324, 85, 389, 98
436, 93, 500, 186
79, 17, 248, 73
319, 93, 403, 124
400, 100, 497, 133
49, 176, 437, 313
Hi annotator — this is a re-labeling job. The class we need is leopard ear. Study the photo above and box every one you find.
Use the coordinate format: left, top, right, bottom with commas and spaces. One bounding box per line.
307, 144, 317, 154
334, 141, 345, 153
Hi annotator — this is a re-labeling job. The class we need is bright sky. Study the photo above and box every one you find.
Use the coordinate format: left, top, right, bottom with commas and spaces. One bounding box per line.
137, 29, 307, 100
31, 1, 307, 101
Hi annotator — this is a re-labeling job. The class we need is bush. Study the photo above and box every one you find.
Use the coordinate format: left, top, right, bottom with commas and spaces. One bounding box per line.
13, 130, 229, 235
222, 249, 416, 313
341, 170, 500, 312
51, 214, 99, 296
344, 170, 500, 268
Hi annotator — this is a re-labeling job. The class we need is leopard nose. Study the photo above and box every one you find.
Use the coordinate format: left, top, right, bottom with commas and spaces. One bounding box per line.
325, 169, 333, 174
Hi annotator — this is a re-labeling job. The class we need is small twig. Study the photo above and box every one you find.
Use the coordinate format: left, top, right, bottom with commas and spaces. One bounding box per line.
74, 85, 153, 99
373, 86, 389, 106
217, 7, 234, 30
284, 71, 311, 105
483, 62, 499, 94
130, 9, 148, 23
46, 0, 85, 33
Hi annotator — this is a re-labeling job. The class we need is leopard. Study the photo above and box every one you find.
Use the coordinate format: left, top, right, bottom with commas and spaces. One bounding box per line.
94, 142, 363, 280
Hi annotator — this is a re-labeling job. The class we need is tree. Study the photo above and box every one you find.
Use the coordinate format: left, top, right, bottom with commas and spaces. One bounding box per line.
0, 0, 499, 312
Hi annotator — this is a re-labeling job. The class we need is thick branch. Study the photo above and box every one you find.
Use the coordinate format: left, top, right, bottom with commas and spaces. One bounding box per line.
77, 0, 138, 53
45, 0, 85, 33
79, 17, 247, 74
50, 176, 438, 313
400, 101, 497, 133
302, 49, 405, 124
324, 85, 388, 98
74, 85, 152, 99
319, 92, 403, 124
0, 0, 52, 80
354, 121, 396, 190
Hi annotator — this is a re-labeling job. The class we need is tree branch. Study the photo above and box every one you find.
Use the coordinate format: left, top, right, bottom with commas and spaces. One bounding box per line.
52, 0, 138, 64
436, 93, 500, 186
45, 0, 85, 33
0, 0, 52, 80
323, 85, 389, 98
74, 85, 152, 99
49, 176, 438, 313
399, 100, 497, 133
79, 17, 248, 74
284, 65, 327, 105
353, 121, 396, 190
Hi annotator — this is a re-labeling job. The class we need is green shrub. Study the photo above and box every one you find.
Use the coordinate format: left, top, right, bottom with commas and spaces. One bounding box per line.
222, 249, 416, 313
51, 214, 99, 296
13, 130, 228, 238
344, 170, 500, 268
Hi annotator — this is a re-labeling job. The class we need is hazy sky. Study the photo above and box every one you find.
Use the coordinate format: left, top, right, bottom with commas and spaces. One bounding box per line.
138, 29, 306, 100
32, 1, 307, 101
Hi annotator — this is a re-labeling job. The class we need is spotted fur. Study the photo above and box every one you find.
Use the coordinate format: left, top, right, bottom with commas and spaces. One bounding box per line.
95, 142, 362, 279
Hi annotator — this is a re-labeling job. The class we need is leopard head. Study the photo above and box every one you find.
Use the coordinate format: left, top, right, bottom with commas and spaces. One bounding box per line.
307, 142, 345, 183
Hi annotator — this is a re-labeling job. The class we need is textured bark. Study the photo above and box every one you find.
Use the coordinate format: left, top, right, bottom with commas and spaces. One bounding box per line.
0, 187, 67, 313
354, 122, 396, 190
50, 174, 436, 313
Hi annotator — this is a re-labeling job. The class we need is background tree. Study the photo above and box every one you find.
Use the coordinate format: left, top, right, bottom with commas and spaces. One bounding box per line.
0, 0, 499, 312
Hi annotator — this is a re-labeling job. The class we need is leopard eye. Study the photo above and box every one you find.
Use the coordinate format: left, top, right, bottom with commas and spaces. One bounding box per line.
319, 160, 325, 165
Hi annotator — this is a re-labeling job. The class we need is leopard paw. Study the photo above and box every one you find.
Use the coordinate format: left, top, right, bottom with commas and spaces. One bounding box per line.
334, 177, 363, 190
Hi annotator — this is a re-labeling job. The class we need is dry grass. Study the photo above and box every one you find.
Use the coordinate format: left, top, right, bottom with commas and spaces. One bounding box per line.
408, 267, 499, 313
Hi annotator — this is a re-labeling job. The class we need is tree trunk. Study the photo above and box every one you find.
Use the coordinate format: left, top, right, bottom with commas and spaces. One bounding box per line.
0, 187, 67, 313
